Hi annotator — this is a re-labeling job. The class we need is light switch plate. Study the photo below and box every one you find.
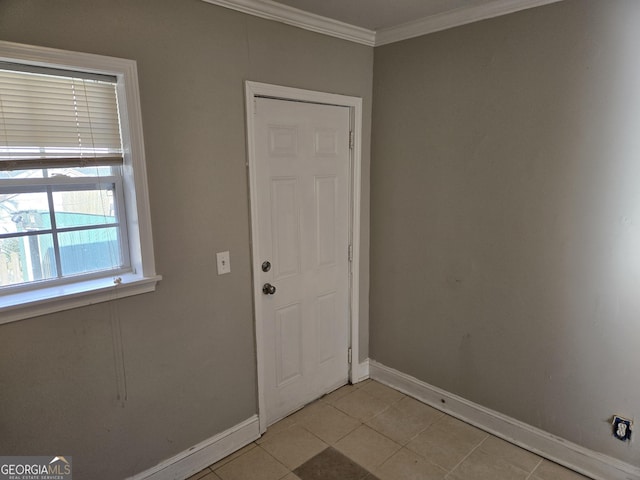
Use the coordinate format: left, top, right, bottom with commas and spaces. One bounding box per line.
216, 251, 231, 275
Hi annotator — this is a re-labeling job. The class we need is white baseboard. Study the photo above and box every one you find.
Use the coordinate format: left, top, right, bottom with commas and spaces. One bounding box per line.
370, 361, 640, 480
128, 415, 260, 480
352, 358, 370, 384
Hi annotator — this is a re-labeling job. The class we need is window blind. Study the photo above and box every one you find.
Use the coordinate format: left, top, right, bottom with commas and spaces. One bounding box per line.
0, 65, 123, 171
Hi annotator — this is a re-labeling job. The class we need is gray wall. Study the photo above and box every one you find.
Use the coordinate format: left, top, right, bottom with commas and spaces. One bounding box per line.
371, 0, 640, 465
0, 1, 372, 478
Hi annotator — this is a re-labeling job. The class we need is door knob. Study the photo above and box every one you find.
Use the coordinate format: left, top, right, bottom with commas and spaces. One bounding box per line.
262, 283, 276, 295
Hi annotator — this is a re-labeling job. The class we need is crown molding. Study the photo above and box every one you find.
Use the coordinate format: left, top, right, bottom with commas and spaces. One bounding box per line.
202, 0, 564, 47
375, 0, 565, 46
201, 0, 376, 46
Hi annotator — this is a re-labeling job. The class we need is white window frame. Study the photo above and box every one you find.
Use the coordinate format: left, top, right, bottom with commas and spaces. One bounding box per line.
0, 40, 160, 324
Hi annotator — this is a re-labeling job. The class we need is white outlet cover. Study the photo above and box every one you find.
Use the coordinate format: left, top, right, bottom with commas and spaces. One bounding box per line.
216, 251, 231, 275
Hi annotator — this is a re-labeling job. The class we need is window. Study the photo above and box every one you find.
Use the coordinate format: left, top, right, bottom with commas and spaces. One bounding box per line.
0, 41, 159, 323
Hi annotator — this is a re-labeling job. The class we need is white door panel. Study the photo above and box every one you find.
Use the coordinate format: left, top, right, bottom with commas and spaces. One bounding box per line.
254, 97, 351, 425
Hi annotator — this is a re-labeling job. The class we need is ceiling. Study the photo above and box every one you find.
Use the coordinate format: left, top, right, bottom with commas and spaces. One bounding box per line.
202, 0, 564, 46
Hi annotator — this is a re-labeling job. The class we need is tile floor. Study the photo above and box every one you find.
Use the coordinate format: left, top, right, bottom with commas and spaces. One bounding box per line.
187, 380, 592, 480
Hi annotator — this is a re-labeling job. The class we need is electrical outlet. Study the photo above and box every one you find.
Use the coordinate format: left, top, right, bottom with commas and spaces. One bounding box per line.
216, 251, 231, 275
612, 415, 632, 442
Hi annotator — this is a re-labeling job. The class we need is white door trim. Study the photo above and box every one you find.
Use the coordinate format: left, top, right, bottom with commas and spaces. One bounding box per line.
245, 81, 363, 434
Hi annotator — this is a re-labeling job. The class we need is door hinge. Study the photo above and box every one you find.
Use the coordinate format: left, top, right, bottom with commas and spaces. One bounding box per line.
348, 347, 352, 365
253, 99, 257, 115
348, 244, 353, 262
349, 130, 354, 150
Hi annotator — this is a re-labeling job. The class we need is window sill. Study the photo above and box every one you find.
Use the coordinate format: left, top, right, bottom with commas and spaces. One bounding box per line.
0, 273, 162, 325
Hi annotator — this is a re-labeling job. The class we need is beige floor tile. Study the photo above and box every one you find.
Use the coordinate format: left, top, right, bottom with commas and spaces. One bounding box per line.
366, 403, 435, 444
282, 474, 302, 480
214, 446, 289, 480
209, 382, 587, 480
531, 459, 592, 480
448, 448, 530, 480
199, 473, 222, 480
478, 436, 541, 473
333, 389, 390, 421
293, 401, 362, 444
334, 425, 402, 471
321, 384, 361, 405
210, 443, 257, 470
406, 414, 487, 470
260, 424, 327, 470
394, 396, 443, 424
287, 398, 323, 421
360, 381, 406, 404
257, 414, 299, 445
375, 448, 447, 480
186, 468, 213, 480
285, 399, 319, 422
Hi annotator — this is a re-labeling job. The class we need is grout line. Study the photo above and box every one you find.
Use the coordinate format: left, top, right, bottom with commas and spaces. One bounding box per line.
256, 444, 294, 475
300, 415, 364, 446
210, 443, 259, 473
277, 469, 292, 480
444, 433, 489, 478
404, 417, 440, 450
293, 421, 331, 448
188, 468, 214, 480
331, 387, 393, 423
526, 458, 544, 480
366, 442, 403, 473
353, 388, 450, 450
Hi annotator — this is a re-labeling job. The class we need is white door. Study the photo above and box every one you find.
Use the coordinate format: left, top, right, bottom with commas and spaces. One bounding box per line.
253, 97, 351, 425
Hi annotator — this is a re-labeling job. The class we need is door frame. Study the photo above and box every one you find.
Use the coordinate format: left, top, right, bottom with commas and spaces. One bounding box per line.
245, 81, 363, 433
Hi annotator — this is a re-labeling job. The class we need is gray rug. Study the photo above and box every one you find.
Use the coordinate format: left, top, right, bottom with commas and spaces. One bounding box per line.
294, 447, 381, 480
